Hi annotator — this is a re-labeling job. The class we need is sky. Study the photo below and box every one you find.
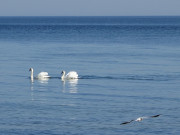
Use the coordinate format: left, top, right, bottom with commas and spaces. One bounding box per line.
0, 0, 180, 16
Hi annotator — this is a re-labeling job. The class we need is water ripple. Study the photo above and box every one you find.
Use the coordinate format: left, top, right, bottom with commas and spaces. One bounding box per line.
79, 74, 179, 81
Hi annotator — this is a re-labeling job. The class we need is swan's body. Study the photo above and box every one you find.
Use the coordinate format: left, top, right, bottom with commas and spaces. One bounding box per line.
37, 72, 49, 78
29, 68, 50, 80
61, 70, 78, 80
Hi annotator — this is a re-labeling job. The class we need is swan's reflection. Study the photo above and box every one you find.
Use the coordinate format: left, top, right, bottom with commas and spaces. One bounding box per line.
30, 77, 34, 83
30, 77, 49, 84
29, 77, 49, 101
30, 81, 34, 101
61, 79, 78, 93
37, 77, 49, 84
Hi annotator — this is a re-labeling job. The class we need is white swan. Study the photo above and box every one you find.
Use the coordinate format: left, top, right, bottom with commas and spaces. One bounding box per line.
29, 68, 50, 80
61, 70, 78, 80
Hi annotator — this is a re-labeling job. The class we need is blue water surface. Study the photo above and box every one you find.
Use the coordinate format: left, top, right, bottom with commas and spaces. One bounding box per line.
0, 16, 180, 135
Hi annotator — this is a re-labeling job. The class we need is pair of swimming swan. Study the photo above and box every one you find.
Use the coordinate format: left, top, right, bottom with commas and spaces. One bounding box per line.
29, 68, 78, 80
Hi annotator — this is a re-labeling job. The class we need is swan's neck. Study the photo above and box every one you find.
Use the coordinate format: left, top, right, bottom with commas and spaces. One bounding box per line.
61, 71, 65, 79
30, 70, 34, 80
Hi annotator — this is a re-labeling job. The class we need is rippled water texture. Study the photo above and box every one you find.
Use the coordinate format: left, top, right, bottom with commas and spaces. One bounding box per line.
0, 16, 180, 135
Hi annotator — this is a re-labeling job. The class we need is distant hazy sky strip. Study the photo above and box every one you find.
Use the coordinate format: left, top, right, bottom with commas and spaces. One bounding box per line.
0, 0, 180, 16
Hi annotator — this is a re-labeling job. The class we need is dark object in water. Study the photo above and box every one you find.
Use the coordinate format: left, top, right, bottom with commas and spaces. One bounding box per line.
120, 114, 162, 125
120, 120, 134, 125
151, 114, 161, 118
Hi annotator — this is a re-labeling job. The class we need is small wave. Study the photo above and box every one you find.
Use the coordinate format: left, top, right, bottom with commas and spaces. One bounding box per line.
79, 74, 179, 81
27, 74, 179, 82
79, 75, 115, 80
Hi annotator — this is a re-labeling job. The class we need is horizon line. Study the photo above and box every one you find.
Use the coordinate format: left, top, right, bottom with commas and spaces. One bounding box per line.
0, 15, 180, 17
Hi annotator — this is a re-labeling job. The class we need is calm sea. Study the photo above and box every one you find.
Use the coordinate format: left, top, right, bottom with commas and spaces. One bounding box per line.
0, 16, 180, 135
